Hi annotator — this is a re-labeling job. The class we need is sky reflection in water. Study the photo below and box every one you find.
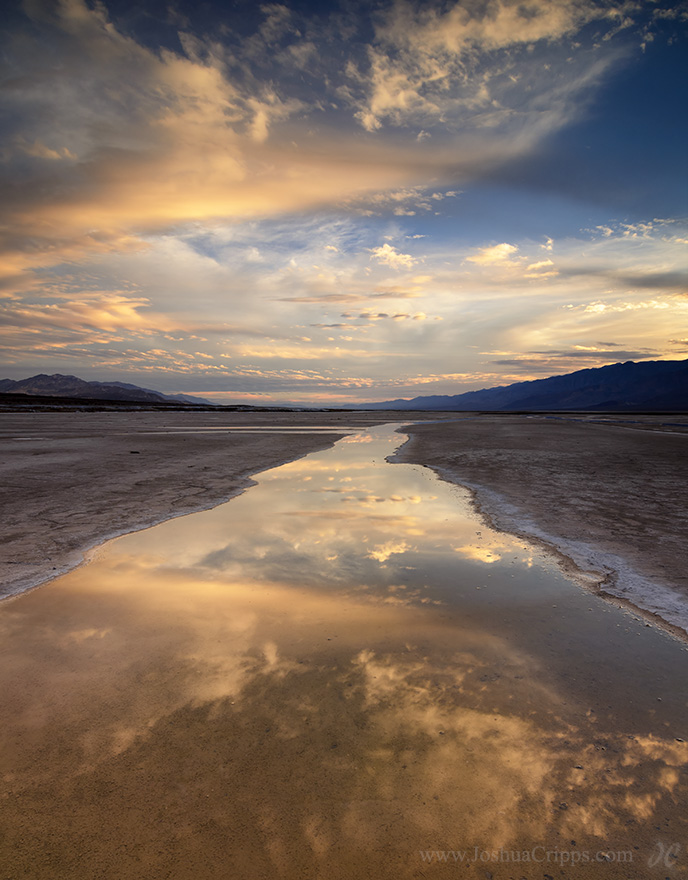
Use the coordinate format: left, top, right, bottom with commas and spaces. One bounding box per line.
0, 424, 686, 879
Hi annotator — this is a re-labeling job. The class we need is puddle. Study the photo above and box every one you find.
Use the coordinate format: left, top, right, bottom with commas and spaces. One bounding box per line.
0, 423, 686, 879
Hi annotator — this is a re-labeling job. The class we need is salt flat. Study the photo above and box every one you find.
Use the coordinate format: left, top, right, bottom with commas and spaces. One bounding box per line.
0, 410, 441, 600
395, 413, 688, 638
1, 419, 686, 880
1, 410, 686, 638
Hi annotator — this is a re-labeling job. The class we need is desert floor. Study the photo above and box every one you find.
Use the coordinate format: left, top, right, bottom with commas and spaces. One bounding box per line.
0, 410, 451, 600
394, 413, 688, 637
2, 410, 686, 634
1, 411, 687, 879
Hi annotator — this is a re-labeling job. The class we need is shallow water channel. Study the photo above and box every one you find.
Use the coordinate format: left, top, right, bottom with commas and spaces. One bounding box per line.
0, 423, 686, 879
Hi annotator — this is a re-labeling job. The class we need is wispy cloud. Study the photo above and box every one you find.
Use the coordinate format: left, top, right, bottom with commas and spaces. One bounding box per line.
0, 1, 684, 402
466, 243, 519, 265
492, 348, 660, 371
341, 186, 459, 216
345, 0, 633, 137
1, 210, 685, 400
0, 0, 653, 291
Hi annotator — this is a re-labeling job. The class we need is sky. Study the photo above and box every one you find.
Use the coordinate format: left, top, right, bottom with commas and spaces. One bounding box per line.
1, 0, 686, 405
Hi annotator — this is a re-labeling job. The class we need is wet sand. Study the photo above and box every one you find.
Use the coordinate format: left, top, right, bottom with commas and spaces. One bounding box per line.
1, 421, 686, 880
394, 413, 688, 638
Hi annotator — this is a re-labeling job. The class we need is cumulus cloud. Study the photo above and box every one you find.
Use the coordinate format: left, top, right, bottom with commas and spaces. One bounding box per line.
369, 243, 418, 269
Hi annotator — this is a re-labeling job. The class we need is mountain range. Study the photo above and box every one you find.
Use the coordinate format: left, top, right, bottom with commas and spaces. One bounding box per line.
0, 374, 211, 406
1, 360, 686, 411
354, 359, 688, 411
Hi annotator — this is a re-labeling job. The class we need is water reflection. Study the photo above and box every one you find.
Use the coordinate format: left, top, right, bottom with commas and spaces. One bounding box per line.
0, 424, 686, 879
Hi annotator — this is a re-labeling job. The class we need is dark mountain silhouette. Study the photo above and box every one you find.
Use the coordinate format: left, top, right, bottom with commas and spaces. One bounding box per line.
0, 374, 211, 406
354, 359, 688, 411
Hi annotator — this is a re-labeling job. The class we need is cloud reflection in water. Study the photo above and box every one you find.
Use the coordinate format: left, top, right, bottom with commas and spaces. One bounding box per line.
0, 424, 686, 877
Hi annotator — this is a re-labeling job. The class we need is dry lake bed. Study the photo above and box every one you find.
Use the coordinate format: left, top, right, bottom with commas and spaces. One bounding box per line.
0, 411, 687, 879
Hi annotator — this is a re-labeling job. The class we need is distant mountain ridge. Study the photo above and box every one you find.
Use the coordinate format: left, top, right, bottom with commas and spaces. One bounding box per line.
355, 359, 688, 411
0, 374, 211, 406
3, 361, 687, 411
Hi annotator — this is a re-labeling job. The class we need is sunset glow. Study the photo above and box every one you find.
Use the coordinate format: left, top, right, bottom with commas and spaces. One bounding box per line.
1, 0, 686, 404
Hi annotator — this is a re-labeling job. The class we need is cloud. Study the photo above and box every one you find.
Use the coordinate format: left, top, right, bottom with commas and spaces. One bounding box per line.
367, 540, 411, 563
2, 209, 684, 402
369, 243, 418, 269
466, 243, 519, 265
561, 268, 688, 290
342, 186, 459, 217
0, 0, 654, 303
1, 199, 684, 404
526, 259, 555, 272
592, 219, 685, 240
378, 0, 607, 56
346, 310, 432, 323
578, 300, 674, 314
493, 348, 659, 368
345, 0, 635, 137
235, 344, 385, 361
0, 0, 684, 403
15, 139, 77, 161
358, 312, 389, 320
281, 294, 368, 304
2, 2, 440, 293
524, 258, 558, 280
0, 292, 165, 336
